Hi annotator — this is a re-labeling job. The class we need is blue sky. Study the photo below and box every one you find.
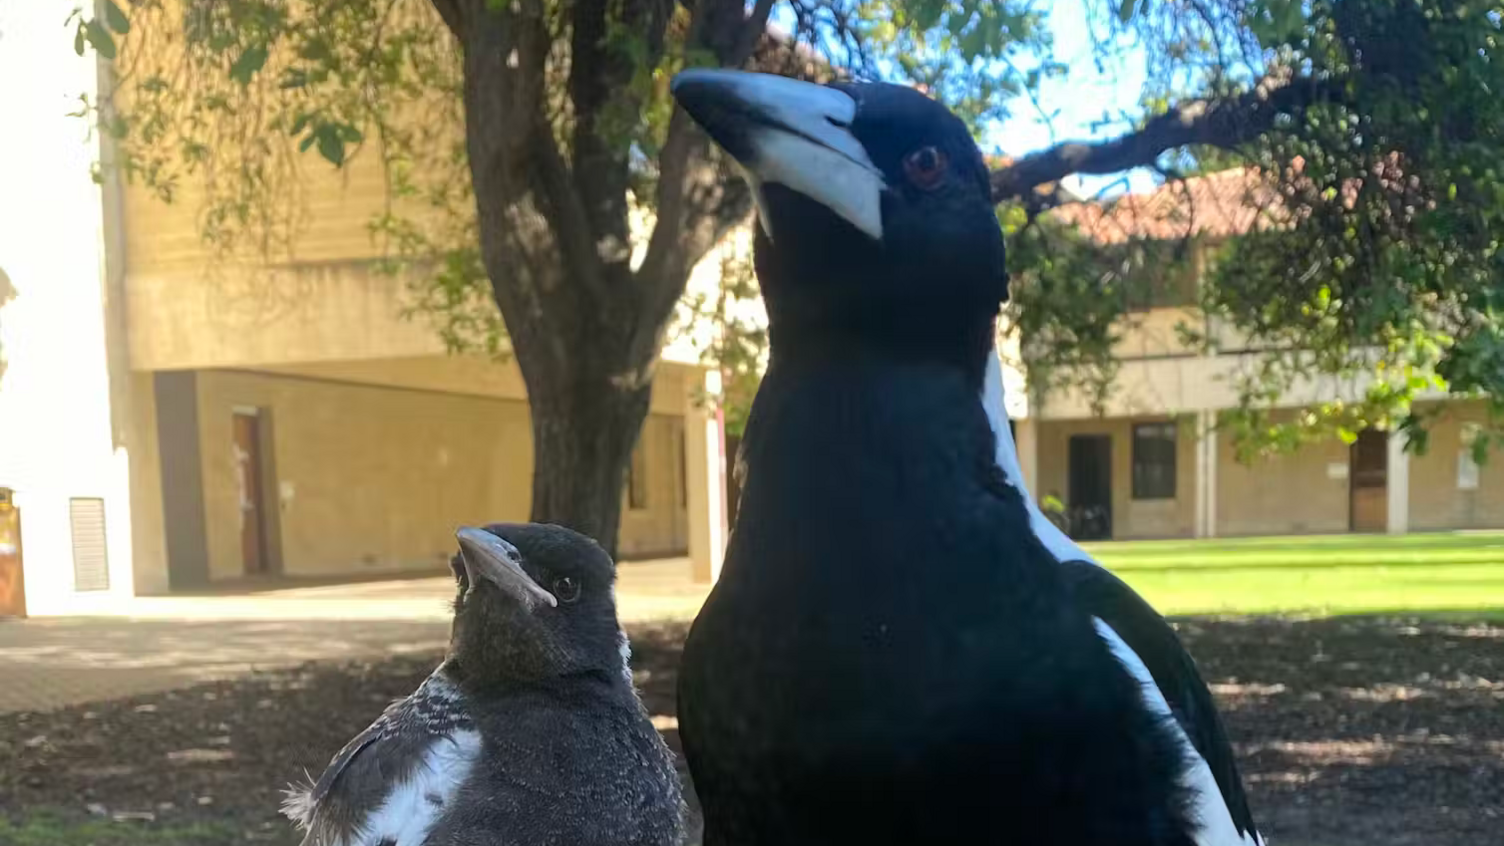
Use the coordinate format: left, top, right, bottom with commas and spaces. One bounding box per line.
983, 1, 1159, 198
768, 1, 1162, 199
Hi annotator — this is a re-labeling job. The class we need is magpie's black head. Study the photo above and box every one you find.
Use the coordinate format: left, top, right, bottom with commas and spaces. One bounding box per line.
448, 524, 626, 688
671, 70, 1008, 360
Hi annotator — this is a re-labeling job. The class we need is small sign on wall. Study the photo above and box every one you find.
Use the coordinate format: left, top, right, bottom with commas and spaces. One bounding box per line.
1326, 462, 1350, 481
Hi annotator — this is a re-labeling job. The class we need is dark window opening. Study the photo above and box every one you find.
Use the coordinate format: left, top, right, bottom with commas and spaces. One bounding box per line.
1132, 422, 1178, 500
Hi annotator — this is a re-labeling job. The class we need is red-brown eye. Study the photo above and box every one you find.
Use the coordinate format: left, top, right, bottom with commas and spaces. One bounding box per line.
903, 146, 948, 190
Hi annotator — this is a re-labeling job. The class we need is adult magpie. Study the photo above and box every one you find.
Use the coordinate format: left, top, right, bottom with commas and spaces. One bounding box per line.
670, 69, 1263, 846
282, 524, 682, 846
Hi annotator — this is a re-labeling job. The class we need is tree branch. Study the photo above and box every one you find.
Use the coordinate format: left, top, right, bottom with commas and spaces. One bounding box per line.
631, 0, 765, 361
732, 0, 778, 66
568, 0, 674, 279
990, 75, 1343, 202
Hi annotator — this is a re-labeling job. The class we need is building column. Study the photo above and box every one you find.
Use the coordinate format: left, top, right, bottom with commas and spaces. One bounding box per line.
1387, 427, 1410, 535
686, 369, 728, 584
1194, 410, 1218, 538
1013, 417, 1039, 497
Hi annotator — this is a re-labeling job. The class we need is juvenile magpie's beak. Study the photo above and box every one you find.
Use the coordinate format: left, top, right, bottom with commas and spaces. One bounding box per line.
671, 69, 885, 241
456, 527, 558, 611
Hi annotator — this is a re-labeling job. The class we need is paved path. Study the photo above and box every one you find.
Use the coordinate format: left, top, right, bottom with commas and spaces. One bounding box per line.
0, 559, 709, 714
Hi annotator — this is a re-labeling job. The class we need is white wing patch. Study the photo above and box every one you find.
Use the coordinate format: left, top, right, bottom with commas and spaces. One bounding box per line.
357, 728, 481, 846
1093, 618, 1264, 846
980, 348, 1099, 566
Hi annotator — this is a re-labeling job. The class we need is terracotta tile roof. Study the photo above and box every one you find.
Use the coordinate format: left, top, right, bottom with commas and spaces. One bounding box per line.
1047, 167, 1287, 244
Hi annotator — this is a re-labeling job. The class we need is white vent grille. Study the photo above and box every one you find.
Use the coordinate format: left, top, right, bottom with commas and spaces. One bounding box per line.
69, 498, 109, 592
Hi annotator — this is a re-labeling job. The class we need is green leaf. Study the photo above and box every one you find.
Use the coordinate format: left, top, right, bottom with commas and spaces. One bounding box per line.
1118, 0, 1139, 23
84, 19, 116, 59
229, 44, 268, 85
74, 24, 86, 57
298, 133, 316, 153
316, 126, 345, 167
104, 1, 130, 35
289, 113, 310, 136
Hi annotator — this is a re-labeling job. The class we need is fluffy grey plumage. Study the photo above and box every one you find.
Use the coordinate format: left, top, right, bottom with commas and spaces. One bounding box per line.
282, 523, 683, 846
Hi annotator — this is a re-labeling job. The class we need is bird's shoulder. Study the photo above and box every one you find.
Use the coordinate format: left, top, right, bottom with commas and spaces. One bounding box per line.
1059, 558, 1260, 843
282, 664, 479, 846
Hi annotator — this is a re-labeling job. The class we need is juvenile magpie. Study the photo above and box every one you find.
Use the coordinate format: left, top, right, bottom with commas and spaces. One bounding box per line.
282, 524, 682, 846
671, 69, 1263, 846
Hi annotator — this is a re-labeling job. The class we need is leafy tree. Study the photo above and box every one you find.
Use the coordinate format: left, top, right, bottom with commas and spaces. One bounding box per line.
1001, 0, 1504, 460
73, 0, 1504, 552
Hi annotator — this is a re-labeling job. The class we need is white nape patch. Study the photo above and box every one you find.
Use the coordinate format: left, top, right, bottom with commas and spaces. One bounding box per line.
980, 348, 1097, 565
357, 729, 481, 846
1094, 619, 1264, 846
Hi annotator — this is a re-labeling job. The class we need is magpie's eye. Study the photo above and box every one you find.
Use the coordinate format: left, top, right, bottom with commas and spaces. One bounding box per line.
903, 146, 948, 190
552, 576, 582, 604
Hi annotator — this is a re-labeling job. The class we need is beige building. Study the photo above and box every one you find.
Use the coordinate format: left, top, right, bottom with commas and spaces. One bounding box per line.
0, 2, 727, 616
1007, 170, 1504, 540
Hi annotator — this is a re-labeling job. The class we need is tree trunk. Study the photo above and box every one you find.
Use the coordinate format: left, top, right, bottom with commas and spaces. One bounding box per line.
524, 350, 653, 558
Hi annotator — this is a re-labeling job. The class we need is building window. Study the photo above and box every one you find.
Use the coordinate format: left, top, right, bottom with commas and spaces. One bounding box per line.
627, 436, 650, 511
1132, 422, 1177, 500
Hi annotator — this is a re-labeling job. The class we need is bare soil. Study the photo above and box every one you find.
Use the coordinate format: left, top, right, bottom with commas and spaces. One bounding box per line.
2, 615, 1500, 845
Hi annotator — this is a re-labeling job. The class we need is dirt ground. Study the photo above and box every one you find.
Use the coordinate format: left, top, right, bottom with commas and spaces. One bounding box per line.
1, 615, 1500, 845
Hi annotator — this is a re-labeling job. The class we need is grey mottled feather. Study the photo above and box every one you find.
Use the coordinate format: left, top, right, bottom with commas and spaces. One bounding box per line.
282, 665, 472, 845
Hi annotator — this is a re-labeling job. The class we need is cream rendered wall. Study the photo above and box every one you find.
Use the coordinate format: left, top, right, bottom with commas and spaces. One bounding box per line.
189, 364, 698, 581
0, 1, 138, 614
619, 414, 690, 559
194, 370, 535, 580
1215, 431, 1351, 537
1408, 401, 1504, 531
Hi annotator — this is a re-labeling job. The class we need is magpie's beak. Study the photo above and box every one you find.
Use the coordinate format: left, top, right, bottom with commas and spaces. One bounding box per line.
456, 527, 558, 611
671, 69, 885, 241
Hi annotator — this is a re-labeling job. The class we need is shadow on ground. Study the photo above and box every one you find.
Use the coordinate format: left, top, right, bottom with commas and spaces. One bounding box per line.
1, 614, 1500, 845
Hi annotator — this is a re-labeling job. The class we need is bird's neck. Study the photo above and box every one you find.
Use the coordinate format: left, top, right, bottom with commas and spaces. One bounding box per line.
767, 300, 997, 380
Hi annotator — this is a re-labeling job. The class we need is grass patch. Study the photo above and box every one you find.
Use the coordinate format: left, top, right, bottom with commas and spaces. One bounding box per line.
1085, 531, 1504, 617
0, 812, 241, 846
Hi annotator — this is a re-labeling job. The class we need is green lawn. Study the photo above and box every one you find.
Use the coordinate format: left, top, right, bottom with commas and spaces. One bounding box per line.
1086, 531, 1504, 618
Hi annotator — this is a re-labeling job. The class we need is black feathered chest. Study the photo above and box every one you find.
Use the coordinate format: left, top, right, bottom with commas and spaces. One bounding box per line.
688, 359, 1088, 732
678, 358, 1194, 844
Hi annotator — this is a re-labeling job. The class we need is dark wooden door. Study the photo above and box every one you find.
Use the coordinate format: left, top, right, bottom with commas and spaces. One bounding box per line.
1350, 429, 1388, 532
233, 412, 270, 576
1068, 434, 1114, 541
0, 495, 25, 617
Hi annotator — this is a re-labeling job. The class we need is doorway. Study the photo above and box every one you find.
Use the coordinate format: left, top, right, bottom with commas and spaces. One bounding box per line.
1068, 434, 1113, 541
232, 411, 271, 576
1350, 429, 1388, 532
